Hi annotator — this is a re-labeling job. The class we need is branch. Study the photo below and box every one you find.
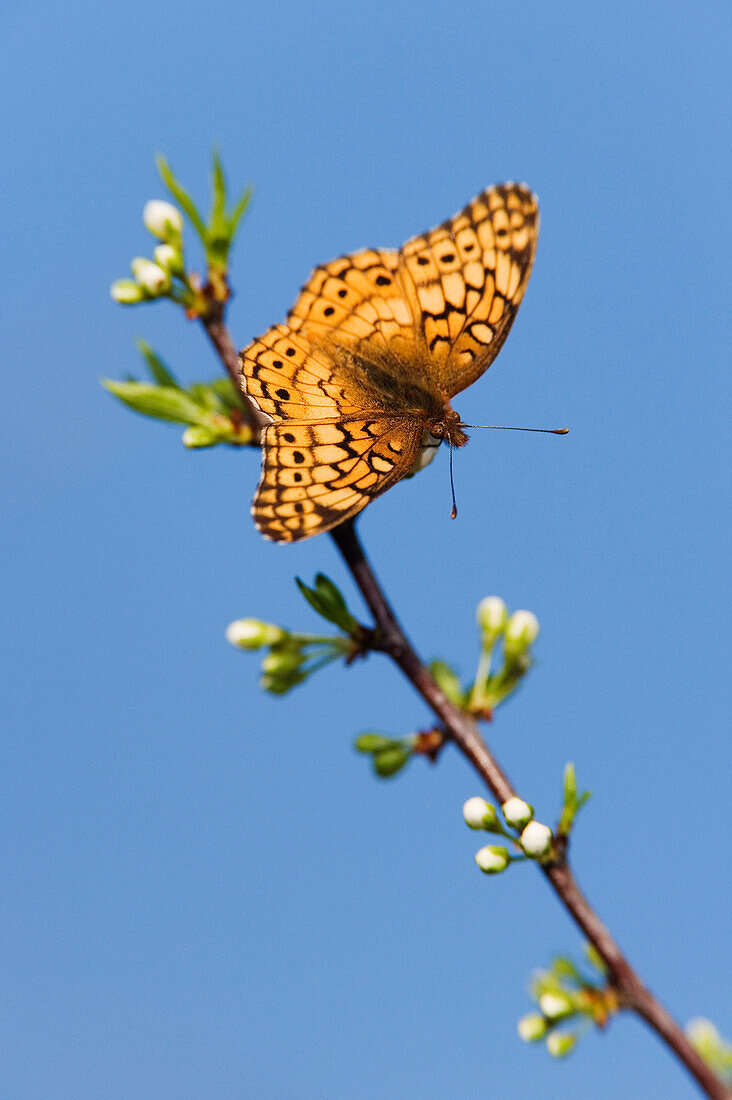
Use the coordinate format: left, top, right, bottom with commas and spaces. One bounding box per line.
200, 303, 269, 439
329, 519, 730, 1100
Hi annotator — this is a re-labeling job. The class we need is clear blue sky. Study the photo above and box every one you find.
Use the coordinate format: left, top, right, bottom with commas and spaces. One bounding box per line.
2, 1, 729, 1096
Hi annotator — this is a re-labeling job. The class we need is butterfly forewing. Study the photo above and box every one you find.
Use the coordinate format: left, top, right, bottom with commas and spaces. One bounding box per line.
397, 183, 539, 396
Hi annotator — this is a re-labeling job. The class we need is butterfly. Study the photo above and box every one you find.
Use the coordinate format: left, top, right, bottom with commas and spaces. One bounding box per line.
238, 183, 539, 542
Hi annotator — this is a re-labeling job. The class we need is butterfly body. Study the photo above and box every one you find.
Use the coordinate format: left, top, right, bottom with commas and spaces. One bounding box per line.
238, 183, 538, 541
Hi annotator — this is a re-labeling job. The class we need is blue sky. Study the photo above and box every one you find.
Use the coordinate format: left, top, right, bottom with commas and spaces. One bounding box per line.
2, 1, 730, 1096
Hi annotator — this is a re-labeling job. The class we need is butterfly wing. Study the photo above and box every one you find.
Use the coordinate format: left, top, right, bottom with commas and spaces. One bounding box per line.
397, 183, 539, 397
286, 248, 417, 364
239, 323, 366, 421
252, 416, 423, 541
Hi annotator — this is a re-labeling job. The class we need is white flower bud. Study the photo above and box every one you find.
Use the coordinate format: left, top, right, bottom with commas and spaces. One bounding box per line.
143, 199, 183, 240
502, 797, 534, 829
474, 845, 509, 874
130, 257, 170, 295
546, 1030, 576, 1058
517, 1013, 548, 1042
476, 596, 508, 635
520, 820, 553, 858
685, 1018, 720, 1047
504, 610, 540, 653
110, 279, 145, 304
153, 243, 185, 276
539, 991, 573, 1019
463, 796, 499, 830
225, 618, 286, 650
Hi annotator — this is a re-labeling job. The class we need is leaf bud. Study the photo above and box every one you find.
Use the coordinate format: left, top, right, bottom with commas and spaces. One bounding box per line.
110, 279, 146, 304
504, 610, 540, 656
143, 199, 183, 240
153, 243, 185, 276
539, 992, 573, 1020
476, 595, 508, 636
502, 797, 534, 830
520, 821, 553, 858
225, 618, 286, 650
546, 1030, 576, 1058
130, 257, 170, 295
474, 845, 509, 874
463, 796, 499, 831
517, 1013, 548, 1042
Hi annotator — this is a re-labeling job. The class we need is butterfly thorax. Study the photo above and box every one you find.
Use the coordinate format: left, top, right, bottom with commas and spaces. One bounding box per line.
325, 339, 468, 447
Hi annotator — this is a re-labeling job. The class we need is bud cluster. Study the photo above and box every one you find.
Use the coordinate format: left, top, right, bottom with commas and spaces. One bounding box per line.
518, 946, 618, 1059
469, 597, 540, 717
111, 199, 198, 308
110, 153, 253, 315
463, 792, 554, 875
226, 616, 351, 695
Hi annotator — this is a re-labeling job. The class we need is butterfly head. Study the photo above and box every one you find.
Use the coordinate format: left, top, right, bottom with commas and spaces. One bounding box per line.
428, 404, 469, 448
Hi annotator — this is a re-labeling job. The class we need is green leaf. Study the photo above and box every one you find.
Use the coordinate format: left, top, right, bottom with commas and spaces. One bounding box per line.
559, 762, 592, 835
429, 659, 465, 707
156, 153, 207, 241
229, 183, 254, 237
355, 733, 396, 753
135, 339, 180, 388
101, 380, 213, 426
209, 149, 228, 234
552, 956, 583, 983
296, 575, 358, 633
188, 382, 224, 411
208, 376, 243, 409
373, 745, 410, 778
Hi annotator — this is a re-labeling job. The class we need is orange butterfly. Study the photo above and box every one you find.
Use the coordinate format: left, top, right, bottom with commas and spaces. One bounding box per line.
238, 183, 538, 541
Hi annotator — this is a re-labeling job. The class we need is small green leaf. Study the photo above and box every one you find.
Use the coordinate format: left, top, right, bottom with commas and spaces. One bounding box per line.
296, 575, 358, 633
188, 382, 224, 411
156, 153, 207, 241
229, 183, 254, 237
314, 574, 358, 632
373, 745, 410, 778
208, 376, 243, 409
135, 339, 180, 388
209, 149, 228, 234
552, 956, 583, 982
429, 659, 466, 707
101, 380, 213, 425
559, 762, 592, 835
355, 733, 396, 753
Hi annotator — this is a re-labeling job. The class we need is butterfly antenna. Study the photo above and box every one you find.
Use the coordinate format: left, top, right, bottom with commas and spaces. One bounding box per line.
460, 423, 569, 434
449, 440, 458, 520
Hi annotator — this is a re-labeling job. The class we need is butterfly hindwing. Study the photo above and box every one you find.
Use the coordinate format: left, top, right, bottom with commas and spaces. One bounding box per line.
253, 417, 423, 541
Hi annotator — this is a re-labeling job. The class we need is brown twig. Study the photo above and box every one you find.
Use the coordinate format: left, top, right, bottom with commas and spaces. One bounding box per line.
201, 303, 269, 439
329, 518, 730, 1100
